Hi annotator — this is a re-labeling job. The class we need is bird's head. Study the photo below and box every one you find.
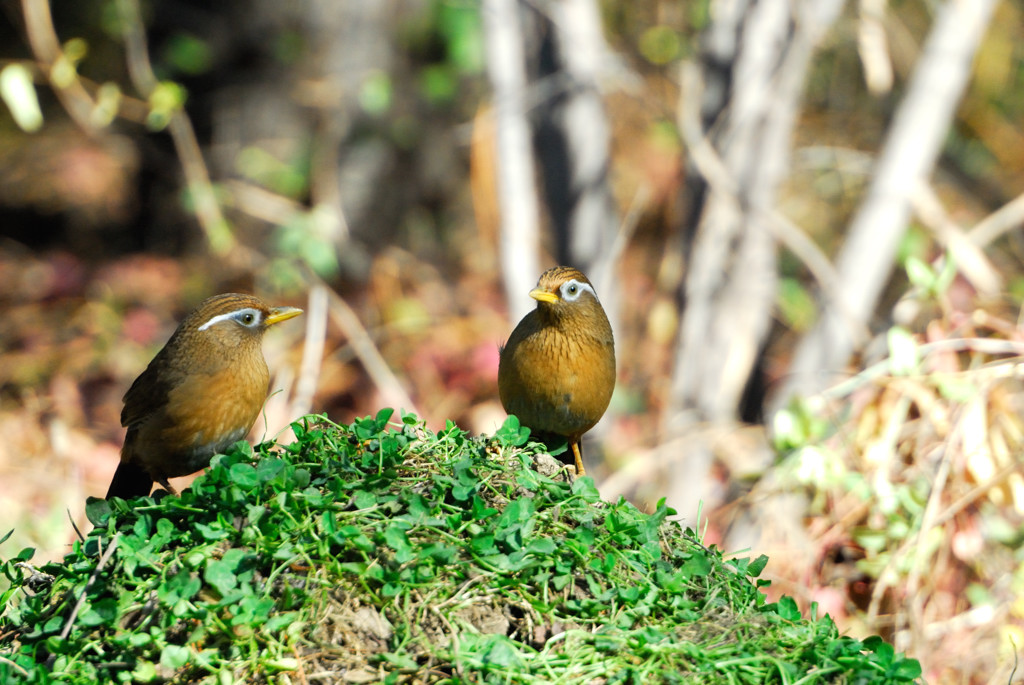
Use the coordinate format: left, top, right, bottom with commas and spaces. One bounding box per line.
181, 293, 302, 351
529, 266, 604, 321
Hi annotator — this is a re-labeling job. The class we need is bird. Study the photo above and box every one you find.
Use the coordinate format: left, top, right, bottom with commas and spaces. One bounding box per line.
498, 266, 615, 476
105, 293, 303, 500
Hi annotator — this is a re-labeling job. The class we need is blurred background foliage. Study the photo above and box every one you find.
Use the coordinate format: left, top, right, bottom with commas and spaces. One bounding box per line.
2, 0, 1024, 682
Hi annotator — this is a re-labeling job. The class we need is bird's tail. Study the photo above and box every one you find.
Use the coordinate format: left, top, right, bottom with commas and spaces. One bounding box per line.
105, 461, 154, 500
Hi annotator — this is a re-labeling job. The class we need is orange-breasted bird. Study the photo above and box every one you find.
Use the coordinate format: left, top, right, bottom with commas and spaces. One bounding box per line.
497, 266, 615, 475
105, 293, 302, 499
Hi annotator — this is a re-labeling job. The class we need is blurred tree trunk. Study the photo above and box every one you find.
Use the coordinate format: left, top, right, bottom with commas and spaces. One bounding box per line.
485, 0, 618, 293
483, 0, 543, 322
524, 0, 619, 285
485, 0, 619, 352
665, 0, 845, 520
774, 0, 999, 410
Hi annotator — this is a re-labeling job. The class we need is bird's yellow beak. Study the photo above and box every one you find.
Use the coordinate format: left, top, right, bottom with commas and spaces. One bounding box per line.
265, 306, 303, 326
529, 288, 559, 304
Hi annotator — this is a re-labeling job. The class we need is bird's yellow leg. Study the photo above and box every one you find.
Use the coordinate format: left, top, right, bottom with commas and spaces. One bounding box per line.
571, 441, 586, 476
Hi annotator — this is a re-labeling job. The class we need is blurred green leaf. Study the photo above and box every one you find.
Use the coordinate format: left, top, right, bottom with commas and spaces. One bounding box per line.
235, 146, 308, 198
163, 33, 213, 75
419, 64, 458, 104
438, 3, 483, 73
648, 120, 682, 151
896, 225, 929, 265
50, 38, 89, 89
777, 277, 817, 332
274, 204, 341, 279
1009, 276, 1024, 302
147, 81, 187, 130
852, 527, 889, 555
63, 37, 88, 63
639, 26, 681, 65
689, 0, 711, 30
360, 71, 392, 115
904, 256, 935, 291
273, 30, 306, 65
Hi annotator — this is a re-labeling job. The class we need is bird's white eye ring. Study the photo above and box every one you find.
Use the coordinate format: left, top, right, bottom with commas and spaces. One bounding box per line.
560, 279, 594, 302
198, 308, 263, 331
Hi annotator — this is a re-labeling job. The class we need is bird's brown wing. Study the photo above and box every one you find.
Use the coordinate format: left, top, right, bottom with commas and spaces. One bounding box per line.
120, 351, 176, 428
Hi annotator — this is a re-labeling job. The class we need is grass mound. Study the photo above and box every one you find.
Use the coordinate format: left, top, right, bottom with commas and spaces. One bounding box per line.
1, 411, 922, 683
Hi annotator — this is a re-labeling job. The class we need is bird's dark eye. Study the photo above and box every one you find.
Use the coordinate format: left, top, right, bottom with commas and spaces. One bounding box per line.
567, 284, 578, 295
239, 311, 256, 325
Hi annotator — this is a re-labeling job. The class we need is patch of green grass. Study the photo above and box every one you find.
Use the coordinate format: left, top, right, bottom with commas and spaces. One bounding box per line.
0, 411, 922, 683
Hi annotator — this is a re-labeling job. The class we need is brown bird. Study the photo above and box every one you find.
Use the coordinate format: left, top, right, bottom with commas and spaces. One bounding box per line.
498, 266, 615, 476
106, 293, 302, 500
